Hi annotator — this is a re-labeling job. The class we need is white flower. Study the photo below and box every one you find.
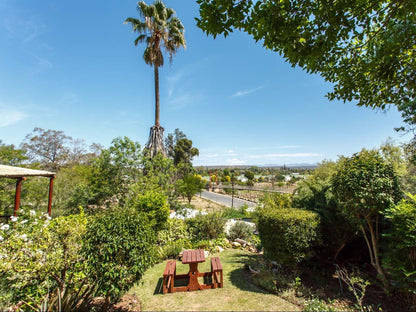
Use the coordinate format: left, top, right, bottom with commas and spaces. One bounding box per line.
30, 210, 36, 216
20, 209, 24, 214
0, 224, 9, 231
20, 234, 28, 241
10, 216, 17, 222
20, 220, 28, 225
45, 215, 52, 220
0, 235, 4, 242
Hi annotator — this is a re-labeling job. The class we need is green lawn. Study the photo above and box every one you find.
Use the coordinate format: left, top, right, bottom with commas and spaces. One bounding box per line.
128, 249, 300, 311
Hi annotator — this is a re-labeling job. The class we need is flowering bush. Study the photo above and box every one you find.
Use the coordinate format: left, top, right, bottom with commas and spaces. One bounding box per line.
0, 209, 88, 311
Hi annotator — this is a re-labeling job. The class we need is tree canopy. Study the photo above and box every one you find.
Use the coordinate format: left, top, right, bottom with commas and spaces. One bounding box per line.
196, 0, 416, 111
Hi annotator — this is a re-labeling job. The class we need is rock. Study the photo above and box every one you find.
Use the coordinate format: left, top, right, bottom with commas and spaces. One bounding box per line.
232, 242, 242, 247
235, 238, 250, 246
216, 246, 224, 253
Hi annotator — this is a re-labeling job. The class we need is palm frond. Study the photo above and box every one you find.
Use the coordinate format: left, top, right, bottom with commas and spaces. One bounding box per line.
134, 34, 148, 46
126, 0, 185, 68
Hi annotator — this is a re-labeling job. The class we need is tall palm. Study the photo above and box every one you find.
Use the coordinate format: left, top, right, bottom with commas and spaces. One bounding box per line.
125, 0, 186, 157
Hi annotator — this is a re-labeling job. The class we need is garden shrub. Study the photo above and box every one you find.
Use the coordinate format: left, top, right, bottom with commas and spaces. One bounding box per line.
185, 212, 226, 240
82, 207, 157, 311
257, 207, 320, 267
222, 206, 249, 219
260, 192, 293, 209
228, 221, 254, 241
383, 194, 416, 307
157, 218, 190, 244
158, 240, 190, 260
0, 209, 88, 311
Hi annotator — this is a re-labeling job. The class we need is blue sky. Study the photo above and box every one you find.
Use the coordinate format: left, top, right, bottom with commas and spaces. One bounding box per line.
0, 0, 412, 166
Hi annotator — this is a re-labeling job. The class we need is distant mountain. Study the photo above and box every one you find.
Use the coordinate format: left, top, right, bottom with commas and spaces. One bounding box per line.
197, 163, 318, 170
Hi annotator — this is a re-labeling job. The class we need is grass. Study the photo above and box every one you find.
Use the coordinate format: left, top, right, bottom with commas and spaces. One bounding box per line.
128, 249, 300, 311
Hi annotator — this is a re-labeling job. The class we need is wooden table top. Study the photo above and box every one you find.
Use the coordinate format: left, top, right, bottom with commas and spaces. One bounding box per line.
182, 249, 205, 264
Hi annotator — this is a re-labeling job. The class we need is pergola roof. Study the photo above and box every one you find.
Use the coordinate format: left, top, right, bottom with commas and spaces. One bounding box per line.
0, 164, 55, 179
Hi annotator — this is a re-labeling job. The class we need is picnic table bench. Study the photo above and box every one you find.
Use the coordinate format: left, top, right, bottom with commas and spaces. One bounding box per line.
162, 260, 176, 294
161, 249, 224, 294
211, 257, 223, 288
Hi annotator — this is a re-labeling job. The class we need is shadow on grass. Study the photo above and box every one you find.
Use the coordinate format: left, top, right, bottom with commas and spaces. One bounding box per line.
154, 277, 163, 295
229, 268, 270, 294
154, 275, 214, 295
228, 251, 270, 295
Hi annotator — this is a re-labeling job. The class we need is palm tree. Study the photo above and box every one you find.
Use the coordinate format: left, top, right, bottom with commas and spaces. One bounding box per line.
125, 1, 186, 157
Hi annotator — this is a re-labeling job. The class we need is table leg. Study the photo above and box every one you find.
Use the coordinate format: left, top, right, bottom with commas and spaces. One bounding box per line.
188, 263, 201, 291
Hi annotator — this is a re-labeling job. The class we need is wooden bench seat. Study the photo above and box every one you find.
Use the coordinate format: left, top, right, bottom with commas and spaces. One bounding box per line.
210, 257, 223, 288
163, 260, 176, 294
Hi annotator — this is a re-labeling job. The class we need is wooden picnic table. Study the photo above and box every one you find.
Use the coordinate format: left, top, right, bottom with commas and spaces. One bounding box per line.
182, 249, 206, 291
162, 249, 223, 294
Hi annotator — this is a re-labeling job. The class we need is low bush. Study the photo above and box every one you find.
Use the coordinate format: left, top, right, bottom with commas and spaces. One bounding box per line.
228, 221, 254, 241
222, 206, 249, 219
157, 218, 190, 244
257, 207, 320, 267
185, 212, 226, 240
0, 209, 89, 311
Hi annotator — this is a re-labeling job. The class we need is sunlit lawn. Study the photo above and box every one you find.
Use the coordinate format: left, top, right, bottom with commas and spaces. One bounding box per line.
128, 248, 300, 311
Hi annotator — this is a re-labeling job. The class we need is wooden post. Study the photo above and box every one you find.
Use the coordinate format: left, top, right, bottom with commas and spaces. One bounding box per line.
47, 176, 55, 217
13, 177, 25, 216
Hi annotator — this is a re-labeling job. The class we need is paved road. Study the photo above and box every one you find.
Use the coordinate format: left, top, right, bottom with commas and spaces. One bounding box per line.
200, 190, 257, 209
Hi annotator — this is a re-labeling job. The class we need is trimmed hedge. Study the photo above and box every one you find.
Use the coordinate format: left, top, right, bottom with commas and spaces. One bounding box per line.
257, 207, 320, 267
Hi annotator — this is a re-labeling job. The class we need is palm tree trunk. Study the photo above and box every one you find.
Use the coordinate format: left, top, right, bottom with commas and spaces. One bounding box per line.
154, 65, 160, 127
145, 126, 166, 157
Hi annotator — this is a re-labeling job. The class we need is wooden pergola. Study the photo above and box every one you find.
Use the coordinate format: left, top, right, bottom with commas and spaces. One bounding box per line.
0, 165, 56, 217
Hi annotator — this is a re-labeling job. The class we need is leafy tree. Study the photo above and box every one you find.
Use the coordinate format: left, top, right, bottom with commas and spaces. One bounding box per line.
165, 128, 186, 158
125, 1, 186, 157
21, 127, 72, 170
88, 137, 142, 207
173, 138, 199, 167
126, 189, 169, 231
196, 0, 416, 110
0, 140, 27, 165
0, 141, 27, 215
139, 153, 177, 195
293, 160, 357, 260
332, 150, 402, 283
396, 100, 416, 140
177, 174, 205, 204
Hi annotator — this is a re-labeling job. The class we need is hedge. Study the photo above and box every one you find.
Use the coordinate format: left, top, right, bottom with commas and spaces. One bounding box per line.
257, 207, 320, 267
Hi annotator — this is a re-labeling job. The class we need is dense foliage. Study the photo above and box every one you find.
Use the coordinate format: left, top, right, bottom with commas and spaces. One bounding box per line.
257, 206, 320, 267
384, 195, 416, 306
293, 161, 357, 260
82, 208, 157, 310
0, 210, 88, 311
186, 212, 226, 241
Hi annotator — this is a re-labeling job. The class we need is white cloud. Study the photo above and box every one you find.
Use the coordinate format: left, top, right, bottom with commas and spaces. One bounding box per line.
249, 153, 322, 159
0, 107, 28, 127
231, 86, 263, 98
225, 158, 246, 165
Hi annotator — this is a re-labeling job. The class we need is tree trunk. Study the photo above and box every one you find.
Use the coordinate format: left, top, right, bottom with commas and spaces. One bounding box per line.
145, 125, 166, 157
154, 65, 160, 127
